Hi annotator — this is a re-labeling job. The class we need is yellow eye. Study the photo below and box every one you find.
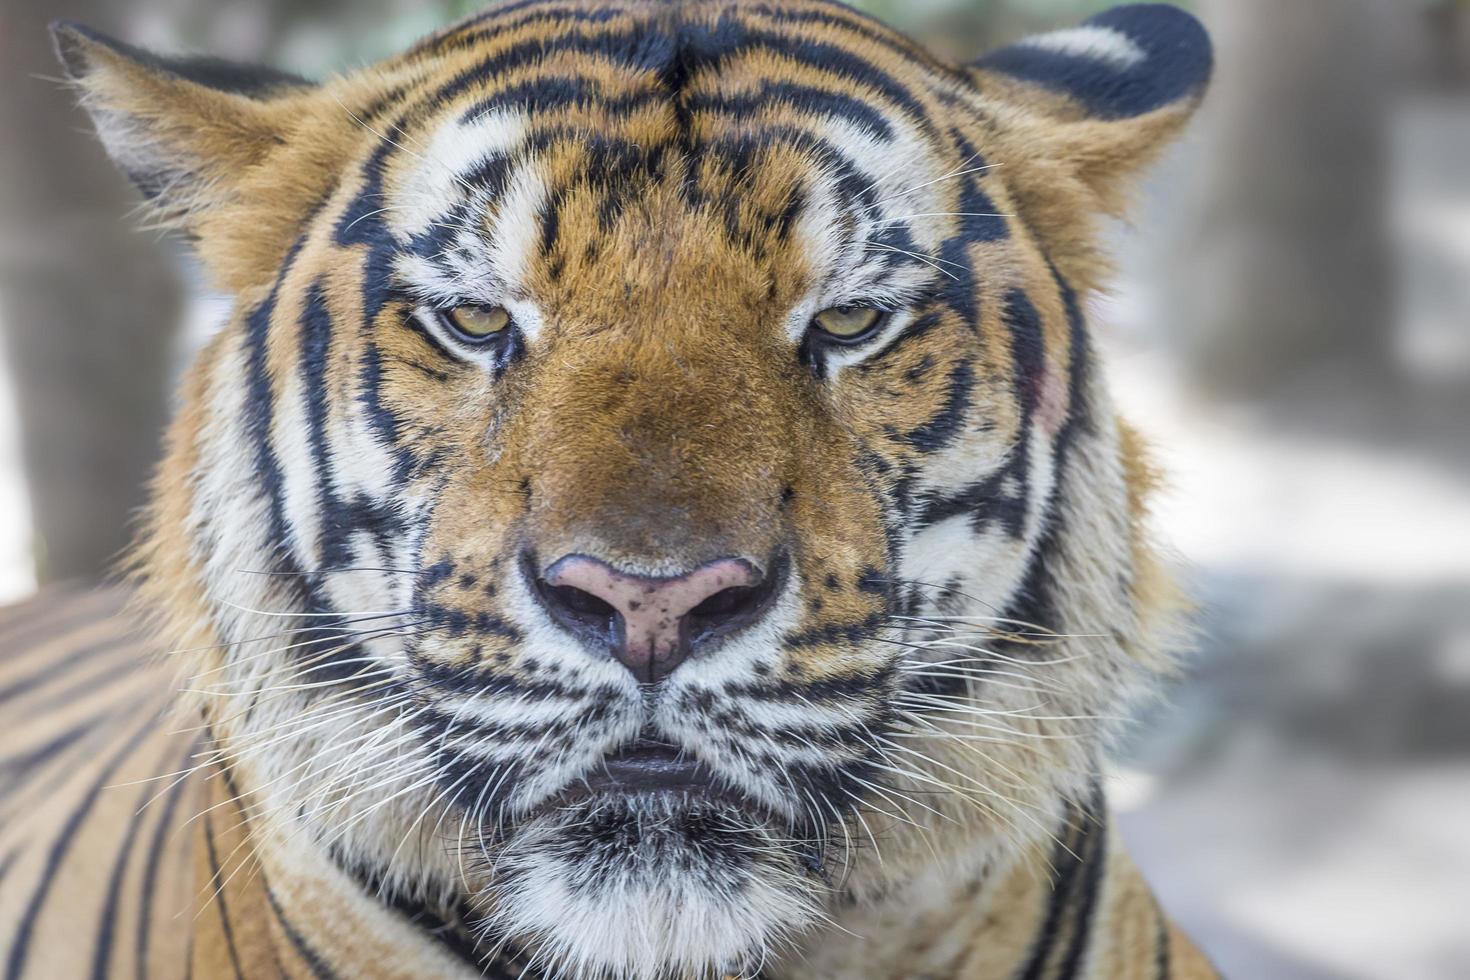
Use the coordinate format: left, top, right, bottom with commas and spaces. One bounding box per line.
444, 304, 510, 341
812, 306, 885, 342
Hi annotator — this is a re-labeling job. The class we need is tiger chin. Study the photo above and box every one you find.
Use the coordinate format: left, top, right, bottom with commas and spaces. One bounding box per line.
477, 793, 819, 979
8, 1, 1222, 978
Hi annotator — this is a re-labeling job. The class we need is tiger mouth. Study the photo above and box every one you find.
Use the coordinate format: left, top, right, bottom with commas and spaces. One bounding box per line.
541, 740, 763, 818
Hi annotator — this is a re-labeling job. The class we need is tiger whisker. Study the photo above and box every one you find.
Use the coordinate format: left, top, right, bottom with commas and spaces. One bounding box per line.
860, 161, 1004, 216
863, 242, 961, 281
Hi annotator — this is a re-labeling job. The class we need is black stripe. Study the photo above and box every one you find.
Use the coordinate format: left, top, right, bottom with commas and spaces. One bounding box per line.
0, 636, 135, 709
748, 2, 966, 82
1154, 898, 1173, 979
0, 717, 120, 830
0, 585, 86, 643
425, 18, 932, 140
1016, 796, 1093, 980
243, 237, 307, 565
300, 277, 366, 582
300, 277, 336, 512
853, 310, 947, 376
912, 464, 1027, 537
0, 593, 129, 667
1057, 784, 1109, 978
237, 235, 383, 678
90, 749, 169, 980
4, 715, 157, 980
947, 133, 1009, 245
202, 813, 246, 980
782, 611, 887, 650
135, 748, 195, 980
0, 716, 96, 777
900, 358, 975, 453
413, 3, 624, 59
722, 663, 895, 706
1004, 288, 1047, 420
430, 24, 690, 109
14, 648, 148, 722
416, 602, 523, 642
341, 863, 488, 971
458, 74, 661, 119
264, 881, 338, 979
724, 28, 935, 137
685, 80, 895, 138
1047, 259, 1094, 458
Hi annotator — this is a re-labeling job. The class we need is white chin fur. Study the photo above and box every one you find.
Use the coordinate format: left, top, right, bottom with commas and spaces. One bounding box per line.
475, 797, 823, 979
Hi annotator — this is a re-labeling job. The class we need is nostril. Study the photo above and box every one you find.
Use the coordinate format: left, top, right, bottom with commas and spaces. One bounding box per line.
528, 561, 623, 649
682, 564, 783, 645
547, 582, 618, 622
687, 584, 760, 621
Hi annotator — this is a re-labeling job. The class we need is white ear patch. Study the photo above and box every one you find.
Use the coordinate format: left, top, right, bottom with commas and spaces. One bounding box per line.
1017, 25, 1148, 70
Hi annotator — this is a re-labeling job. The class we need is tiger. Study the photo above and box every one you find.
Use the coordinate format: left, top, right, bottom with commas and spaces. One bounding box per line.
0, 1, 1217, 977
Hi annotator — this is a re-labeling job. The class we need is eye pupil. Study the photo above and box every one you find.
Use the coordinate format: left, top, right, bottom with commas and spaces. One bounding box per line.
445, 304, 510, 341
812, 306, 883, 342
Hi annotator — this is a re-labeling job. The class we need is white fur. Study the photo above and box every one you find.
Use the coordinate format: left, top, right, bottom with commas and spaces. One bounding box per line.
391, 108, 528, 240
480, 801, 821, 980
1018, 25, 1148, 70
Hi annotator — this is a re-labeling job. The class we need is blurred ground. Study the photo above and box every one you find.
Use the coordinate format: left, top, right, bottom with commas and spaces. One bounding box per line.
1101, 331, 1470, 980
1091, 82, 1470, 971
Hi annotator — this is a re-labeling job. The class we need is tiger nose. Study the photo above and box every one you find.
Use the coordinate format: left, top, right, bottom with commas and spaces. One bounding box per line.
531, 554, 774, 683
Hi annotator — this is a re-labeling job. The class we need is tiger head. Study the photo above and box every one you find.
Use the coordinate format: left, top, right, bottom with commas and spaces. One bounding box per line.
59, 2, 1210, 977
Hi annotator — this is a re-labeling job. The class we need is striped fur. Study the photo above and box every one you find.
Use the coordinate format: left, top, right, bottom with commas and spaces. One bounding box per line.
6, 2, 1216, 977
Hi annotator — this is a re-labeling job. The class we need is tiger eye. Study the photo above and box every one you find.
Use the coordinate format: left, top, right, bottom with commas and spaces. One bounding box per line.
812, 306, 884, 341
445, 304, 510, 340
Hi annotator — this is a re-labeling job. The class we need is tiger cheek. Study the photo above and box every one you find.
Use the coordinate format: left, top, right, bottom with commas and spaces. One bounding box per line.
785, 445, 893, 657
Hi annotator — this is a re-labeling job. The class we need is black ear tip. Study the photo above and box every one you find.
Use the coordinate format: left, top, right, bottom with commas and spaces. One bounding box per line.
975, 2, 1212, 120
1081, 3, 1214, 88
49, 20, 313, 99
49, 20, 119, 80
50, 21, 89, 78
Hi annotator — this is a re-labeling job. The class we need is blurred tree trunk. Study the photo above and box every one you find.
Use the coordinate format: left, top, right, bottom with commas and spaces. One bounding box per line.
1167, 0, 1404, 399
1418, 0, 1469, 92
0, 0, 417, 588
0, 0, 183, 584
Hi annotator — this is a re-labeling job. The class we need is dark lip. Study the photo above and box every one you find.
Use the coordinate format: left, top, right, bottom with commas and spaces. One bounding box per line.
585, 742, 712, 792
550, 740, 755, 813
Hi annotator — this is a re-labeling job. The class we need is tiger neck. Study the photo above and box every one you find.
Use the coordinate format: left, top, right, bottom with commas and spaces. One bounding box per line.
187, 765, 494, 978
187, 768, 1200, 980
767, 789, 1094, 979
769, 791, 1209, 980
188, 766, 740, 978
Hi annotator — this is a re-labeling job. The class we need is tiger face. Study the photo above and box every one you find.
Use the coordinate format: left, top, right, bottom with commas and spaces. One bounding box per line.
60, 2, 1210, 976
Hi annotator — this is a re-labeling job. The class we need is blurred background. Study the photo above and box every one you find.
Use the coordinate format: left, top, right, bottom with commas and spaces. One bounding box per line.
1, 0, 1467, 976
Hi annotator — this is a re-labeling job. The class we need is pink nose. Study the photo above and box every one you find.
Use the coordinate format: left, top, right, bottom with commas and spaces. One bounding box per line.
535, 555, 771, 683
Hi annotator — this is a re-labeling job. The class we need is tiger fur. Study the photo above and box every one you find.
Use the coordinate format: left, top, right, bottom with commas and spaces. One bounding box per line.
1, 2, 1217, 977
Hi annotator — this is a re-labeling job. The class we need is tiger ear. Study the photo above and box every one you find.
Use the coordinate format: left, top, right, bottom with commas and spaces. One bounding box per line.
51, 21, 310, 210
969, 4, 1212, 210
51, 21, 331, 290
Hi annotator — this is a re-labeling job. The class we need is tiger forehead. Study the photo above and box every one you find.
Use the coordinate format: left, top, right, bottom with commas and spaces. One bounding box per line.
402, 0, 964, 93
379, 0, 967, 305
